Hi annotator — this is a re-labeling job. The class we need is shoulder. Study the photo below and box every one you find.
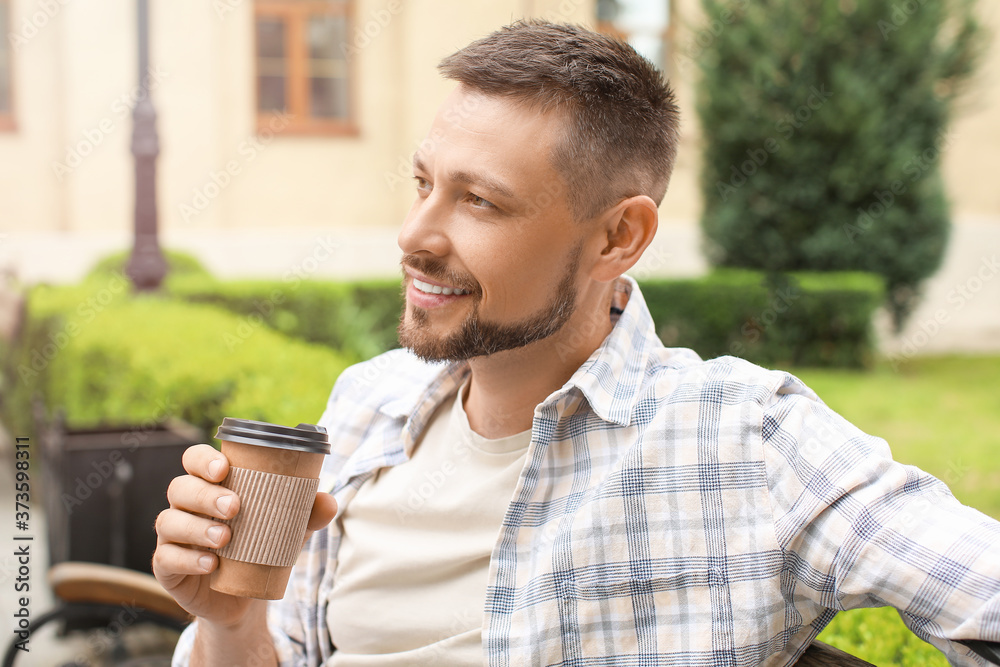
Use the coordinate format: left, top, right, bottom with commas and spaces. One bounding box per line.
643, 349, 817, 409
637, 351, 858, 468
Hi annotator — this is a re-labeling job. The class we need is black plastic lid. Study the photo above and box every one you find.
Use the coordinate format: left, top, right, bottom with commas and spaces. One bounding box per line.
215, 418, 330, 455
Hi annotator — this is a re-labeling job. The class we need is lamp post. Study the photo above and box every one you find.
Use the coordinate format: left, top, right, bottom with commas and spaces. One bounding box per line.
125, 0, 167, 291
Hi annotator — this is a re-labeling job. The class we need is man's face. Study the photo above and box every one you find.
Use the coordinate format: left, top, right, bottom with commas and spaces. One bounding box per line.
397, 87, 587, 362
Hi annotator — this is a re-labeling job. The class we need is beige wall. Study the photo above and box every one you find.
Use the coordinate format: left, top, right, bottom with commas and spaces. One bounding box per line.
0, 0, 997, 236
0, 0, 596, 234
0, 0, 65, 232
941, 2, 1000, 219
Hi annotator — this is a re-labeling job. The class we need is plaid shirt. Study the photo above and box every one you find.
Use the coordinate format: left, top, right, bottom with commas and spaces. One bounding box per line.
173, 277, 1000, 666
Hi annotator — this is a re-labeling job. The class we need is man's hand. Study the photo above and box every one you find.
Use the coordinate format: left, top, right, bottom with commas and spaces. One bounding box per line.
152, 443, 338, 628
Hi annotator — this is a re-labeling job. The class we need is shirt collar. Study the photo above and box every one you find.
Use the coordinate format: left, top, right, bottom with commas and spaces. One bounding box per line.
562, 275, 664, 426
383, 275, 677, 447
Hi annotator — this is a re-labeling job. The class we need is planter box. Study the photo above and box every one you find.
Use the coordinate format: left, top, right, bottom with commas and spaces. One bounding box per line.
38, 416, 202, 575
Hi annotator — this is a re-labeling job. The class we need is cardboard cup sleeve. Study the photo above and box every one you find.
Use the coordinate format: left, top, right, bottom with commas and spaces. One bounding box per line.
215, 467, 320, 567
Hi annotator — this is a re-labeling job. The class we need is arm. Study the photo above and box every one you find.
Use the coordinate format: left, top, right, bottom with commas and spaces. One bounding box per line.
167, 361, 371, 666
156, 444, 337, 667
189, 602, 276, 667
761, 379, 1000, 665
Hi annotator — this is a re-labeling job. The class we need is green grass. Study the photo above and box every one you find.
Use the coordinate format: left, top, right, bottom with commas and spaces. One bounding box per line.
794, 355, 1000, 518
791, 355, 1000, 666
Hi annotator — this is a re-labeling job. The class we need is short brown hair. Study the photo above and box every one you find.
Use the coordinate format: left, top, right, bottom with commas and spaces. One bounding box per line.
439, 20, 680, 220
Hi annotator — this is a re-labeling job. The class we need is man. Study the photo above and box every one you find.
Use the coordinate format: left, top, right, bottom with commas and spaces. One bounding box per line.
156, 20, 1000, 667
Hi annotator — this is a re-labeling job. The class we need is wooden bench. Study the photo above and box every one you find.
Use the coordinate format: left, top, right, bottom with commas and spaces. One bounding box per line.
16, 563, 1000, 666
795, 631, 1000, 666
47, 561, 191, 624
1, 562, 190, 667
795, 640, 874, 666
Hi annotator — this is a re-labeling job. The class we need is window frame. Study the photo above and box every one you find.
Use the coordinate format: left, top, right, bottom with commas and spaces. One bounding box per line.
596, 0, 678, 80
253, 0, 357, 137
0, 0, 16, 132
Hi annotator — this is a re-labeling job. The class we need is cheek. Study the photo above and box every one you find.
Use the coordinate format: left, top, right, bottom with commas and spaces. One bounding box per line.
476, 246, 560, 316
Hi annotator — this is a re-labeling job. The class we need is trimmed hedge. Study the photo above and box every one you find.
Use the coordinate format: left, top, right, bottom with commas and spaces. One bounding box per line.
69, 249, 885, 370
163, 269, 882, 369
640, 270, 885, 368
81, 249, 402, 360
166, 275, 403, 361
6, 282, 352, 439
86, 248, 213, 283
695, 0, 985, 330
1, 262, 884, 440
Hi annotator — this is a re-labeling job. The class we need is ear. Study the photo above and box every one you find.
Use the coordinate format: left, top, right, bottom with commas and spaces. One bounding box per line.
589, 195, 659, 283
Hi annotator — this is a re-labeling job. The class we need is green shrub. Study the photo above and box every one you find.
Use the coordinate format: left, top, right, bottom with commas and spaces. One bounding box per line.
638, 270, 884, 368
695, 0, 986, 329
2, 265, 883, 443
167, 275, 402, 360
818, 607, 948, 666
6, 285, 351, 439
165, 269, 881, 369
85, 248, 212, 283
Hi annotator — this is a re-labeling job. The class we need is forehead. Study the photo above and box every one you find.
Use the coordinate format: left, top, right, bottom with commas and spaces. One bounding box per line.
417, 87, 570, 197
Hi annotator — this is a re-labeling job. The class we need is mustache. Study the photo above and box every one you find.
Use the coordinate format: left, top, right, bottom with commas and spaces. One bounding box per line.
401, 255, 481, 295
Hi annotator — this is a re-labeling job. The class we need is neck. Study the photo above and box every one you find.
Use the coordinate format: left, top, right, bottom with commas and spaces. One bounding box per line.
462, 282, 615, 438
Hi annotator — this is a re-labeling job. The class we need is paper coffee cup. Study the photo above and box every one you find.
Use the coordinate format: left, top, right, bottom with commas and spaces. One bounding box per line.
209, 418, 330, 600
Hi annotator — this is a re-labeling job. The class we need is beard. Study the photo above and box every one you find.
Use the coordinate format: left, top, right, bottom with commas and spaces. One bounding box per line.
397, 243, 582, 363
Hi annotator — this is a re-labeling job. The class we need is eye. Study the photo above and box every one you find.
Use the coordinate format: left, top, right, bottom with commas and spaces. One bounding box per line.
469, 194, 496, 210
414, 176, 431, 193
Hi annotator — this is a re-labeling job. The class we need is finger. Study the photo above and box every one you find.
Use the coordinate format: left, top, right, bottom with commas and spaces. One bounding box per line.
306, 492, 338, 532
181, 444, 230, 483
153, 542, 218, 581
155, 507, 232, 550
167, 474, 240, 520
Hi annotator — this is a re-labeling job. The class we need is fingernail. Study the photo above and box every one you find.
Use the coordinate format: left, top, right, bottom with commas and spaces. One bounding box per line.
199, 555, 214, 572
207, 525, 225, 545
216, 495, 233, 515
208, 458, 224, 479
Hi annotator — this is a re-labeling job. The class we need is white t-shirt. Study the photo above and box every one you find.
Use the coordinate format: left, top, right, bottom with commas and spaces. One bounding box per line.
327, 381, 532, 665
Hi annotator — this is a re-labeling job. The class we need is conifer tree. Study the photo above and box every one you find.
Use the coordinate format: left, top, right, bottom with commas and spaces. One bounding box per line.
694, 0, 986, 328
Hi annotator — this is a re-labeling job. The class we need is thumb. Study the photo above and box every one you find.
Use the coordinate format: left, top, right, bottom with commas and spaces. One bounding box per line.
306, 492, 338, 532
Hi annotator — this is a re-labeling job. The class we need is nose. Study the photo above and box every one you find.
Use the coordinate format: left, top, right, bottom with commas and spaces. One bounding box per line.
397, 191, 451, 259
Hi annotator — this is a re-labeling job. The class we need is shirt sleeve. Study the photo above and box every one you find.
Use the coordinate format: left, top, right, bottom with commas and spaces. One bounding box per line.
761, 375, 1000, 666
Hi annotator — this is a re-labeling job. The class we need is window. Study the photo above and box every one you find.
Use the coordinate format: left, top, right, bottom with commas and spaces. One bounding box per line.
0, 0, 14, 131
597, 0, 676, 78
254, 0, 354, 135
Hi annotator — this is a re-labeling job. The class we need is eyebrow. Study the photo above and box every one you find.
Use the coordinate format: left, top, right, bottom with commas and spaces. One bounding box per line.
413, 155, 517, 202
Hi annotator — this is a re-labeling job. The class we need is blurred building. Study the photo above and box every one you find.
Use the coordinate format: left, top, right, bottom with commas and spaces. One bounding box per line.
0, 0, 603, 241
0, 0, 997, 348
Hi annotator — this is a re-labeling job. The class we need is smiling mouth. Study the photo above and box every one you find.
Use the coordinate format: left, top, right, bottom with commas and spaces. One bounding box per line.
412, 278, 471, 296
